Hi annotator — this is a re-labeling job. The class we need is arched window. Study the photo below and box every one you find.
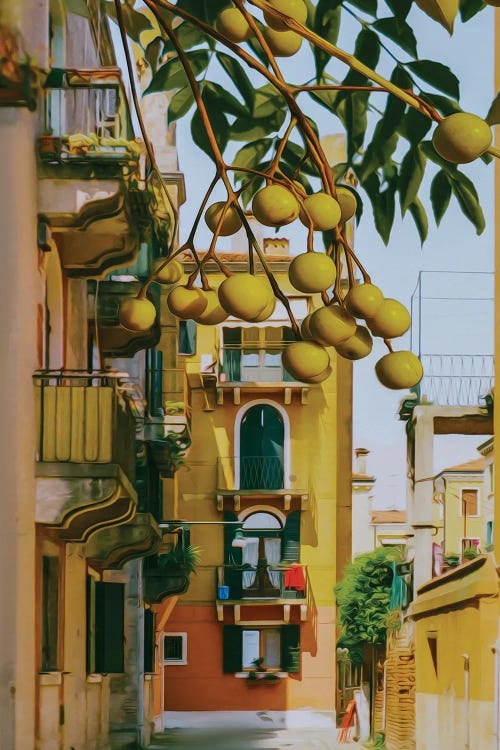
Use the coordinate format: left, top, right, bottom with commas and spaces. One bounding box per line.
239, 404, 284, 490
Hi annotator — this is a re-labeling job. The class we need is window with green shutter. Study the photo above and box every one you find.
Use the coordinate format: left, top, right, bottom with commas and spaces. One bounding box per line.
223, 625, 243, 673
87, 581, 125, 674
223, 625, 301, 673
144, 609, 156, 674
281, 624, 301, 673
41, 555, 60, 672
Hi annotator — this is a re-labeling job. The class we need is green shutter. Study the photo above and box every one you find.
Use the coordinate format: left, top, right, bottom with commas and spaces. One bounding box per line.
144, 609, 156, 674
282, 327, 296, 382
179, 319, 197, 355
222, 327, 241, 380
223, 512, 242, 598
95, 582, 125, 673
282, 511, 301, 562
223, 626, 242, 673
42, 556, 59, 671
281, 624, 301, 673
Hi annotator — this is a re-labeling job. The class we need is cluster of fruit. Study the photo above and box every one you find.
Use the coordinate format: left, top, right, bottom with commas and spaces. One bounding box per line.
216, 0, 308, 57
118, 0, 496, 394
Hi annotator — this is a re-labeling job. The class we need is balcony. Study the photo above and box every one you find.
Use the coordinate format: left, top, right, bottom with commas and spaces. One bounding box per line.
137, 366, 191, 477
212, 343, 311, 406
89, 280, 161, 358
37, 68, 165, 277
86, 512, 161, 571
216, 564, 309, 623
34, 371, 137, 542
216, 456, 309, 511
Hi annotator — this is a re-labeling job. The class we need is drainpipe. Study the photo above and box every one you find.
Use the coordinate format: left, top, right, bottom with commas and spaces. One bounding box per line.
462, 654, 470, 750
137, 559, 145, 747
493, 631, 500, 750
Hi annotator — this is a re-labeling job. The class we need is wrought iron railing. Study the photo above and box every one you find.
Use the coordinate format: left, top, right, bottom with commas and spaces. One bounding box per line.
416, 354, 494, 406
217, 456, 285, 491
216, 564, 308, 600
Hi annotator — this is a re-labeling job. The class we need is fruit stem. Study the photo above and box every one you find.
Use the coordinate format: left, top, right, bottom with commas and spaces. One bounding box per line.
383, 339, 394, 353
268, 116, 297, 177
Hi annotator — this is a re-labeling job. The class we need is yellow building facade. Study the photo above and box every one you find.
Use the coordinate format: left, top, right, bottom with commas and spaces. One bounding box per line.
154, 250, 353, 729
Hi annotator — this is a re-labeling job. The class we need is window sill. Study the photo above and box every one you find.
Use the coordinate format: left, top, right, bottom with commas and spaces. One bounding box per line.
86, 673, 104, 684
235, 672, 288, 679
39, 672, 63, 686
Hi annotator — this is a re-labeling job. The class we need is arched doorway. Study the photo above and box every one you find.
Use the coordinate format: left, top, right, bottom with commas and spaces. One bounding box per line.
239, 404, 284, 490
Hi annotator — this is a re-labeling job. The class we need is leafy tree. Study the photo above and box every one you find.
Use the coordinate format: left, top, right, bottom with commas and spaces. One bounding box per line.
335, 546, 400, 650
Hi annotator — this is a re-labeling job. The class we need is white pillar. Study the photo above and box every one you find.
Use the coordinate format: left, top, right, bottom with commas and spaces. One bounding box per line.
408, 406, 435, 593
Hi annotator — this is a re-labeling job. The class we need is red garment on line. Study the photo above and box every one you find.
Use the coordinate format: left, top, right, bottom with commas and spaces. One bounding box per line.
284, 564, 306, 591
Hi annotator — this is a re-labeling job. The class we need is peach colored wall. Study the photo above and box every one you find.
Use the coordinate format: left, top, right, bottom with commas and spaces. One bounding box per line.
162, 605, 335, 711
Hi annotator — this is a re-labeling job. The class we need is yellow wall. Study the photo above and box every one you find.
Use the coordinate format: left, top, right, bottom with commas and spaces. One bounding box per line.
159, 262, 351, 715
442, 478, 486, 555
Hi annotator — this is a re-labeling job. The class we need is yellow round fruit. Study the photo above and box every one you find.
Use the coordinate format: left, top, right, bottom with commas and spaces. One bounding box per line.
262, 27, 302, 57
205, 201, 243, 236
375, 351, 424, 390
366, 299, 411, 339
303, 365, 332, 384
282, 340, 330, 381
119, 297, 157, 331
300, 313, 314, 340
335, 186, 357, 222
252, 184, 300, 227
167, 286, 208, 320
216, 8, 252, 42
309, 305, 357, 346
299, 192, 342, 231
344, 283, 384, 319
263, 0, 308, 30
335, 325, 373, 361
251, 296, 276, 322
432, 113, 492, 164
218, 273, 273, 321
151, 258, 184, 284
194, 289, 229, 325
288, 252, 336, 293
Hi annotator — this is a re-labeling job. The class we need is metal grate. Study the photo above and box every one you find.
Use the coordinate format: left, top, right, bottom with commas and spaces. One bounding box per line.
164, 635, 184, 662
240, 456, 284, 490
417, 354, 494, 406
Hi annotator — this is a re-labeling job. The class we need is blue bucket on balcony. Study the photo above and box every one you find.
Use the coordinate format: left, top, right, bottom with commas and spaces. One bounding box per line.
218, 585, 230, 600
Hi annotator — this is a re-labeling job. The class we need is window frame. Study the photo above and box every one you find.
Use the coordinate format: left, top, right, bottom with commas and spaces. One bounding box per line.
459, 487, 480, 517
162, 632, 188, 665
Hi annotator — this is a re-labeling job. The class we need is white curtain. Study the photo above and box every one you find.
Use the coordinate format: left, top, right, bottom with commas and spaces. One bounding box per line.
242, 538, 259, 589
265, 538, 281, 587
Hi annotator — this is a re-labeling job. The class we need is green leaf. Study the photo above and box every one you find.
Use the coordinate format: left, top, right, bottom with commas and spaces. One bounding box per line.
399, 147, 426, 213
176, 0, 229, 24
420, 140, 458, 171
66, 0, 90, 17
144, 50, 210, 95
252, 84, 286, 118
371, 18, 418, 58
104, 2, 152, 42
145, 37, 163, 75
216, 52, 255, 112
167, 86, 195, 125
313, 0, 342, 80
398, 107, 432, 146
343, 29, 381, 86
385, 0, 412, 20
430, 169, 452, 225
406, 60, 460, 100
486, 92, 500, 126
364, 172, 397, 245
203, 81, 249, 118
190, 106, 229, 161
449, 171, 485, 234
459, 0, 485, 21
229, 109, 287, 141
408, 198, 428, 244
232, 139, 274, 170
347, 0, 378, 15
175, 21, 209, 51
336, 93, 369, 160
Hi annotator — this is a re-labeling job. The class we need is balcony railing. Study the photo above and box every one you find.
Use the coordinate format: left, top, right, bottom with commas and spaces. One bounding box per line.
216, 564, 308, 601
39, 67, 138, 168
217, 456, 308, 497
416, 354, 494, 407
34, 370, 137, 540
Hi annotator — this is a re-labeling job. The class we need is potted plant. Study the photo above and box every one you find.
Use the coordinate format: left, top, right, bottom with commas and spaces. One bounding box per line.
443, 552, 460, 568
246, 658, 281, 684
462, 547, 479, 561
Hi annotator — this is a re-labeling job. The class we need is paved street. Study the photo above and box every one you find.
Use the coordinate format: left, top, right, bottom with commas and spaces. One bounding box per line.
147, 728, 364, 749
